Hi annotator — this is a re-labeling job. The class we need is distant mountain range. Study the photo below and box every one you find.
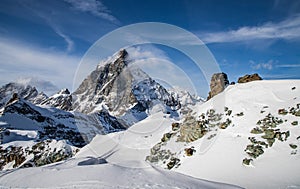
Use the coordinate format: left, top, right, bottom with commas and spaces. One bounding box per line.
0, 49, 199, 170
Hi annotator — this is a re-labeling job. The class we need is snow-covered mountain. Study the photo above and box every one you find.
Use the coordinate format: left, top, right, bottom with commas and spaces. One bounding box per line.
0, 49, 187, 171
73, 49, 180, 126
39, 88, 72, 111
0, 91, 128, 169
2, 80, 299, 188
1, 48, 299, 188
0, 82, 39, 108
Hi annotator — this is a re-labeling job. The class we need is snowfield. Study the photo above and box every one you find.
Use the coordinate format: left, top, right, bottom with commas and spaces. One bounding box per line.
0, 80, 299, 189
162, 80, 300, 189
0, 158, 240, 189
0, 113, 241, 189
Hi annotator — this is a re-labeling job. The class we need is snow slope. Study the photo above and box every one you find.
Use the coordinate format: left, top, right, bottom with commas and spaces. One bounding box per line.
0, 112, 241, 189
1, 77, 299, 189
148, 80, 300, 189
0, 157, 240, 189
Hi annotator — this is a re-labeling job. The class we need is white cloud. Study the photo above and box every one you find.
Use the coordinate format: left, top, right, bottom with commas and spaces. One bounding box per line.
201, 14, 300, 44
126, 46, 170, 62
250, 60, 274, 70
15, 77, 59, 95
0, 37, 80, 93
64, 0, 119, 24
126, 46, 201, 96
51, 26, 74, 53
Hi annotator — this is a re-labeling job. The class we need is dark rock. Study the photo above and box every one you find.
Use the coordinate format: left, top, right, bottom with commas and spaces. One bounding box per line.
278, 108, 288, 115
171, 122, 180, 131
262, 129, 275, 139
219, 118, 231, 129
250, 127, 263, 134
236, 112, 244, 116
237, 73, 262, 83
294, 110, 300, 117
184, 148, 195, 156
289, 144, 297, 149
167, 157, 180, 169
207, 72, 229, 100
242, 158, 252, 165
161, 133, 172, 142
245, 144, 264, 158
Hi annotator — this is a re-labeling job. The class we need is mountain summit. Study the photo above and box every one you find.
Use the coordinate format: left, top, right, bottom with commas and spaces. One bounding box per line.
72, 49, 180, 125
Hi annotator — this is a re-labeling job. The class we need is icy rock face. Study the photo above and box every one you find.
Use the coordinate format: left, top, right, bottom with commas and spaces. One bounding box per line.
0, 95, 86, 146
238, 73, 262, 83
73, 49, 180, 123
30, 92, 48, 104
207, 72, 229, 100
39, 88, 72, 111
73, 49, 135, 114
0, 82, 38, 108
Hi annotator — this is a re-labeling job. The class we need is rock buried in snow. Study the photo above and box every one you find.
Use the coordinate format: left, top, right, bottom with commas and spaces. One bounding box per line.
184, 148, 195, 156
172, 122, 180, 131
242, 158, 253, 166
167, 157, 180, 169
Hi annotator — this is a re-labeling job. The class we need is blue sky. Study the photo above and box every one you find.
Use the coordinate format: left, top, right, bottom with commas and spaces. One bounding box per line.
0, 0, 300, 97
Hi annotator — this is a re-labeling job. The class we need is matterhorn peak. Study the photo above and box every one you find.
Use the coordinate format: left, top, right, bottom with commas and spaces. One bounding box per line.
72, 49, 180, 125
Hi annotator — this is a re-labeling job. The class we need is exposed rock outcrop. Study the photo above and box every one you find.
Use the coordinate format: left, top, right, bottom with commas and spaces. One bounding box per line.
40, 88, 72, 111
207, 72, 229, 100
237, 73, 262, 83
0, 83, 38, 108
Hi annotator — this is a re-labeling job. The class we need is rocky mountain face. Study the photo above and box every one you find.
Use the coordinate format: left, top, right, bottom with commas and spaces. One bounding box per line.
0, 49, 185, 170
207, 72, 229, 100
39, 88, 72, 111
0, 92, 127, 169
0, 82, 39, 108
73, 49, 180, 125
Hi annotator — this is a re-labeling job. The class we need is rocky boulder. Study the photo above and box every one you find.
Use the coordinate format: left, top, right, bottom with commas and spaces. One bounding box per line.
237, 73, 262, 83
207, 72, 229, 100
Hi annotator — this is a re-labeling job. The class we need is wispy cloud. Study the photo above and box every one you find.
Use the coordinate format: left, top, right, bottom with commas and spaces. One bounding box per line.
250, 59, 274, 70
0, 37, 80, 93
201, 14, 300, 44
22, 2, 75, 53
15, 77, 59, 95
276, 64, 300, 68
64, 0, 119, 24
262, 73, 300, 79
50, 24, 74, 53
